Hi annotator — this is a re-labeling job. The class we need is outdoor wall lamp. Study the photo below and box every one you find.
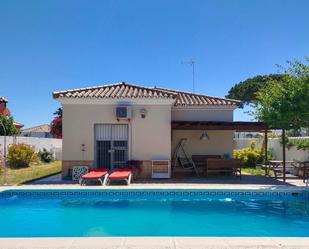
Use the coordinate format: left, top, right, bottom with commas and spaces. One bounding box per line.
200, 131, 209, 141
140, 108, 147, 119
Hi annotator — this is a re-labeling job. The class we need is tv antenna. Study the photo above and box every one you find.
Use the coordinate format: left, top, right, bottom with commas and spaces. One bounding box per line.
182, 59, 195, 93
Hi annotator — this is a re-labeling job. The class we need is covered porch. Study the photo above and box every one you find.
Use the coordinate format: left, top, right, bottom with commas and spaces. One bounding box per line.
171, 121, 269, 179
170, 121, 308, 183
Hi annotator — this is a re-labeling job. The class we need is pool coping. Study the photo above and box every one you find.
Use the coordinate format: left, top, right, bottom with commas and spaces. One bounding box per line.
0, 237, 309, 248
1, 184, 308, 195
1, 183, 308, 191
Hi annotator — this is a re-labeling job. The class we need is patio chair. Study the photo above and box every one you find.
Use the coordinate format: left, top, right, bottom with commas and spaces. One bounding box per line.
108, 168, 133, 185
79, 169, 109, 186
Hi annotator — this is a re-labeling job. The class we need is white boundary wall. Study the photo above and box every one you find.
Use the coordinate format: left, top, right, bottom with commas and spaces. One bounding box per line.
234, 137, 309, 161
0, 136, 62, 160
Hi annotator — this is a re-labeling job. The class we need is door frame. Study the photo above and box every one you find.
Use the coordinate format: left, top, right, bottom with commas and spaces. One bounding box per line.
94, 123, 129, 169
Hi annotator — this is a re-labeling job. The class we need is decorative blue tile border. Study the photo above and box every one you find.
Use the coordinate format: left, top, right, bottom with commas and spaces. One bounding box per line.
0, 189, 308, 201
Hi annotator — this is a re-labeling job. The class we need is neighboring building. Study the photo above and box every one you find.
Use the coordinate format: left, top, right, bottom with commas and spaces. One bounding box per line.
0, 96, 24, 130
234, 132, 263, 139
20, 124, 53, 138
54, 82, 261, 179
13, 121, 25, 130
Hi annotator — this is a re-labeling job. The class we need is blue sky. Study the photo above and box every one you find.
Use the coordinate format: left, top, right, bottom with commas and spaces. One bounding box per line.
1, 0, 308, 128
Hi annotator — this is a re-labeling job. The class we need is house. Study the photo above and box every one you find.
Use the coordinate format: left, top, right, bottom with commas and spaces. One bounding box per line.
53, 82, 266, 179
0, 96, 24, 130
20, 124, 53, 138
13, 121, 24, 130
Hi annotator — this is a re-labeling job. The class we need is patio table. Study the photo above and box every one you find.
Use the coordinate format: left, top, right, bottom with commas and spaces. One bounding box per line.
265, 160, 294, 178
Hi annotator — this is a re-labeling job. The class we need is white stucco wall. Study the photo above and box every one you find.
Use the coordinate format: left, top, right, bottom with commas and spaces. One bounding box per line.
171, 107, 234, 121
62, 102, 172, 162
59, 96, 238, 166
0, 136, 62, 160
172, 130, 235, 157
234, 137, 309, 161
170, 106, 236, 157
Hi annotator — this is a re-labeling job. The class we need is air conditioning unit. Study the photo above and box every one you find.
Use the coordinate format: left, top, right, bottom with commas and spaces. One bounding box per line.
116, 106, 132, 119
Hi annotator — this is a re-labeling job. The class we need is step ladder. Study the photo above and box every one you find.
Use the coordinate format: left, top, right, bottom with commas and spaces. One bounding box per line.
172, 138, 199, 177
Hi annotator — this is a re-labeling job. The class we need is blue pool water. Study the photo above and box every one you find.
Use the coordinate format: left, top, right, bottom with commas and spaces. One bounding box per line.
0, 189, 309, 237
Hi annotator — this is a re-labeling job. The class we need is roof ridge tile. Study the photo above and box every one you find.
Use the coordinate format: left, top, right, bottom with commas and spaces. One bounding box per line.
53, 82, 241, 107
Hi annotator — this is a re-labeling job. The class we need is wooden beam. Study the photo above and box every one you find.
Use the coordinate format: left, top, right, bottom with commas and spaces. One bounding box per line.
171, 121, 268, 131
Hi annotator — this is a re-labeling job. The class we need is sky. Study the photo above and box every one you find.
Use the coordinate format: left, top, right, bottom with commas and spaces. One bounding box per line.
0, 0, 309, 128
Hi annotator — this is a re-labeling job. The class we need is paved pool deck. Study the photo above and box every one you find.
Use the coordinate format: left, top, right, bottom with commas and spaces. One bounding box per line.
30, 173, 308, 186
1, 173, 307, 191
0, 175, 308, 248
1, 237, 309, 249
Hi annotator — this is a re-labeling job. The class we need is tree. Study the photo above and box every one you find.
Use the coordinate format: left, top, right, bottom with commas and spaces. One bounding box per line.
53, 107, 63, 118
50, 108, 62, 139
0, 115, 18, 136
255, 59, 309, 130
254, 58, 309, 182
226, 74, 286, 107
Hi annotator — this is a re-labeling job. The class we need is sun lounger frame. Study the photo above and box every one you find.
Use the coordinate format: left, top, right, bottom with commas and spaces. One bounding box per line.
79, 172, 109, 186
107, 171, 132, 185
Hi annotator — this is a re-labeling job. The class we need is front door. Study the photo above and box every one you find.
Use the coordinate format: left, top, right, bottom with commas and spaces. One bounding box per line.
95, 124, 128, 170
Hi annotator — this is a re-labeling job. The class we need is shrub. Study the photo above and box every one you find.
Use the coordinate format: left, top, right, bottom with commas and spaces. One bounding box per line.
286, 139, 309, 151
50, 117, 62, 138
7, 143, 35, 168
38, 148, 54, 163
31, 153, 41, 164
0, 145, 4, 166
233, 141, 264, 167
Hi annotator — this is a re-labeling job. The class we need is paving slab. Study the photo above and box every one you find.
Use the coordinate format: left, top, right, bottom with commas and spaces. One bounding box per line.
1, 238, 309, 249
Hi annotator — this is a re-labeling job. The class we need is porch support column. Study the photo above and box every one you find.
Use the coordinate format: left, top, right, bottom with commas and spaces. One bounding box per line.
264, 130, 268, 165
282, 129, 286, 182
263, 129, 268, 176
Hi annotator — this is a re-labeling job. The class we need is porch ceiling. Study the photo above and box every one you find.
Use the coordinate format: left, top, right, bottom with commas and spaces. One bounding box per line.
171, 121, 268, 131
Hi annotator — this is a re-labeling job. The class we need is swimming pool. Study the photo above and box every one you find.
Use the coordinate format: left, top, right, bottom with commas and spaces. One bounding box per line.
0, 189, 308, 237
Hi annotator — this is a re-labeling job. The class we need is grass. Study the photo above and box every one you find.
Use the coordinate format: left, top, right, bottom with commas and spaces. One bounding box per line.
0, 161, 61, 185
242, 166, 274, 176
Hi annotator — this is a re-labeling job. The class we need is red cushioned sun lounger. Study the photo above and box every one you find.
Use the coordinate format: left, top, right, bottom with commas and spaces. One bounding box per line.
80, 169, 109, 186
108, 168, 133, 185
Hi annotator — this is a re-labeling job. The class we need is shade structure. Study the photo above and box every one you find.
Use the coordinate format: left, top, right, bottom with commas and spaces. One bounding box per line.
170, 121, 291, 181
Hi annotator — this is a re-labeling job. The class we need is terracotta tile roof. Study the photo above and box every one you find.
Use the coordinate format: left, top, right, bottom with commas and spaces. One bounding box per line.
21, 124, 51, 133
13, 121, 24, 129
0, 96, 8, 103
153, 87, 241, 106
53, 82, 241, 106
53, 82, 175, 99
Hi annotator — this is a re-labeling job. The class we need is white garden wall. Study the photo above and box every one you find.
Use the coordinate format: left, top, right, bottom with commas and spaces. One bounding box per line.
234, 137, 309, 161
0, 136, 62, 160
